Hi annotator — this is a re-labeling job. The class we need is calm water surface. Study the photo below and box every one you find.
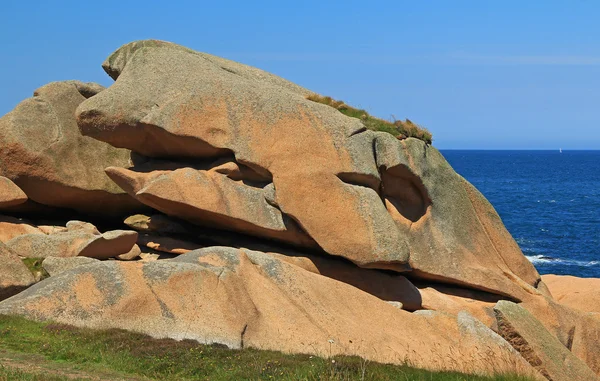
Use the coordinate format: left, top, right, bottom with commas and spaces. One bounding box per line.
442, 150, 600, 278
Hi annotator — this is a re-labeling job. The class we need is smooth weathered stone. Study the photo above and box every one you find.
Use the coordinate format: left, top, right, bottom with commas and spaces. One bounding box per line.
416, 284, 500, 328
42, 256, 100, 276
124, 214, 155, 232
116, 244, 142, 261
108, 166, 317, 249
0, 246, 537, 377
65, 221, 100, 234
6, 222, 138, 260
0, 215, 43, 242
0, 80, 142, 216
0, 242, 35, 300
78, 230, 138, 260
378, 136, 541, 300
0, 176, 27, 208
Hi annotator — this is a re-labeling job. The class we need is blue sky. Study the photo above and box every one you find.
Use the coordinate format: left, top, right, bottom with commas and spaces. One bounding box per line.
2, 0, 599, 149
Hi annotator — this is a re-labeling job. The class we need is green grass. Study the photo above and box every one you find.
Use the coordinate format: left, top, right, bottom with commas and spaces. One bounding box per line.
21, 258, 49, 280
0, 315, 533, 381
306, 94, 433, 144
0, 367, 71, 381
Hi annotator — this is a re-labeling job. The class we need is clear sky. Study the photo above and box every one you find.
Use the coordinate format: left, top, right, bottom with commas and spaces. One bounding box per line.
2, 0, 599, 149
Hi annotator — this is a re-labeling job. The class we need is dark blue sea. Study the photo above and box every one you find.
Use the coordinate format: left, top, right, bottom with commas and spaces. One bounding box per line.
442, 150, 600, 278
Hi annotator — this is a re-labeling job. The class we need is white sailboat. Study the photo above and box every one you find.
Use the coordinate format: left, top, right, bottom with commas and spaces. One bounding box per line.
559, 148, 562, 153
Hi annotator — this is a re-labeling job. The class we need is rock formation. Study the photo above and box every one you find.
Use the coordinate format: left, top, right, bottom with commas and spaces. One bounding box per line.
0, 215, 43, 242
0, 247, 537, 376
0, 40, 597, 380
0, 176, 27, 208
0, 242, 35, 300
76, 40, 541, 301
5, 220, 138, 260
0, 81, 142, 216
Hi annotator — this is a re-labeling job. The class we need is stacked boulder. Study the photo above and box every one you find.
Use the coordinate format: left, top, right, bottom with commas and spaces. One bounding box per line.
0, 40, 598, 381
5, 220, 139, 260
0, 80, 142, 216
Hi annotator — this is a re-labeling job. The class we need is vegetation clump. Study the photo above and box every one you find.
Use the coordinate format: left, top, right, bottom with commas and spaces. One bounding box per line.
21, 258, 49, 281
306, 94, 433, 144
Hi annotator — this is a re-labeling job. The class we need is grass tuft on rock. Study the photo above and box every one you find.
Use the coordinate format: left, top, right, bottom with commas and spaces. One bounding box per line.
20, 258, 49, 281
306, 94, 433, 144
0, 315, 534, 381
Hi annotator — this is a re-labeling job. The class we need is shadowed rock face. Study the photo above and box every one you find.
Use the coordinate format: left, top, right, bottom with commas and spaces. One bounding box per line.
494, 301, 598, 381
0, 247, 538, 377
75, 40, 542, 300
0, 80, 143, 216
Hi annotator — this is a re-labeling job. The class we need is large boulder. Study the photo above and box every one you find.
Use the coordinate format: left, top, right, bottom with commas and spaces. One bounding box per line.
378, 138, 542, 299
258, 247, 423, 311
0, 242, 35, 300
541, 274, 600, 314
76, 40, 412, 271
106, 162, 318, 249
5, 221, 138, 259
0, 80, 142, 216
0, 246, 538, 377
0, 176, 27, 208
494, 301, 598, 381
125, 213, 424, 310
0, 215, 44, 242
77, 40, 541, 300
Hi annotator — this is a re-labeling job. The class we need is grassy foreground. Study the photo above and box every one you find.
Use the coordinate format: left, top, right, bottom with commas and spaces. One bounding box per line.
0, 367, 79, 381
0, 315, 533, 381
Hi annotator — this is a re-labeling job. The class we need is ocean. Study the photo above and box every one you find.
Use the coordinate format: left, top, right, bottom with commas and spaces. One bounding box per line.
442, 150, 600, 278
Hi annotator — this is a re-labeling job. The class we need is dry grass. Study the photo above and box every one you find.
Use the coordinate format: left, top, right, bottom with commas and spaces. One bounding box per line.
306, 94, 433, 144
